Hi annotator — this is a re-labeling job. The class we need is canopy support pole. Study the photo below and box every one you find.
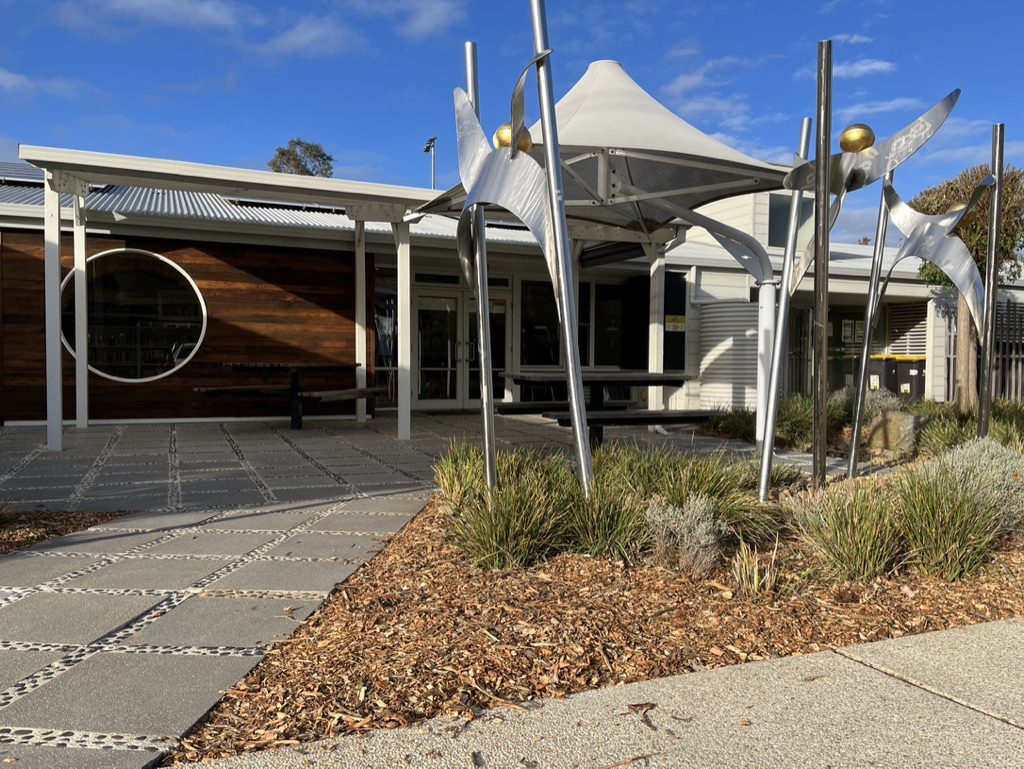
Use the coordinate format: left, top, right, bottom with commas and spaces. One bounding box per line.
812, 40, 833, 489
354, 220, 368, 422
644, 241, 665, 417
756, 280, 776, 448
393, 221, 412, 440
43, 174, 63, 450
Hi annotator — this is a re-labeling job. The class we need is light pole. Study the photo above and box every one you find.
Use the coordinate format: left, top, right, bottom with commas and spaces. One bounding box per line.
423, 136, 437, 189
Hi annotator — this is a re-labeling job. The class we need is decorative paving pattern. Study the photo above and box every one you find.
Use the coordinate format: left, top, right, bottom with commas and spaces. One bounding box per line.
0, 415, 609, 766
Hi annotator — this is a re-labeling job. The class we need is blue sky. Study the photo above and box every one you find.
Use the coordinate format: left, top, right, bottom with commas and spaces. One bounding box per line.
0, 0, 1019, 241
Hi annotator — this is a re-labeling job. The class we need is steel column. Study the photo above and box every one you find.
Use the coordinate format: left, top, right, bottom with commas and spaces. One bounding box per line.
529, 0, 594, 492
847, 171, 893, 477
979, 123, 1004, 437
466, 40, 498, 491
645, 241, 666, 415
812, 41, 832, 489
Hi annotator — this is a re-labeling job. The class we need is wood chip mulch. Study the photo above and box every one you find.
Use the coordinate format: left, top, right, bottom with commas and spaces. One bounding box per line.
0, 510, 131, 555
170, 501, 1024, 764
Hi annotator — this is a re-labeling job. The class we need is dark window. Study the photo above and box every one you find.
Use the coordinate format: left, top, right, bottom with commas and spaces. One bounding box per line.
520, 280, 560, 366
594, 283, 623, 366
60, 249, 206, 382
578, 282, 591, 366
664, 271, 687, 371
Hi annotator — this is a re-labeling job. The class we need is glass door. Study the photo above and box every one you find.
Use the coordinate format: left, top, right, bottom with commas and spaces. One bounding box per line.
466, 293, 509, 407
414, 293, 461, 408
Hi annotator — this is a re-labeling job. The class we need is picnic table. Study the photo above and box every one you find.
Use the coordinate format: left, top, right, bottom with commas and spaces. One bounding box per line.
508, 370, 708, 445
194, 361, 381, 429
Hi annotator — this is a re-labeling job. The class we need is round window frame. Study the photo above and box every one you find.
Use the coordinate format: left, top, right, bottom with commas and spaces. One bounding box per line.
59, 247, 208, 384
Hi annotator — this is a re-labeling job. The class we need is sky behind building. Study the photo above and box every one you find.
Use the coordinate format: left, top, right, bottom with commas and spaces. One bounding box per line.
0, 0, 1019, 242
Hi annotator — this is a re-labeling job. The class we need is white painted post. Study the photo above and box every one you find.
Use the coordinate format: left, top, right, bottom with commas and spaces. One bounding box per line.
43, 176, 63, 450
393, 221, 412, 440
354, 220, 368, 422
73, 194, 88, 428
756, 281, 777, 447
644, 241, 665, 416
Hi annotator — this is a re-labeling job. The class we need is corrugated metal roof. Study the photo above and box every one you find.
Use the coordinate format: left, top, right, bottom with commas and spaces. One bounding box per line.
0, 178, 538, 246
0, 161, 43, 183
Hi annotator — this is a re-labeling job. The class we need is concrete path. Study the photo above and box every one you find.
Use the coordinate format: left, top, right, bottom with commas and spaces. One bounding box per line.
186, 619, 1024, 769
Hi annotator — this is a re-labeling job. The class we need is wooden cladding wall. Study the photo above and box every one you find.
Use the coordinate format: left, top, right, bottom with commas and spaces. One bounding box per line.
0, 230, 360, 422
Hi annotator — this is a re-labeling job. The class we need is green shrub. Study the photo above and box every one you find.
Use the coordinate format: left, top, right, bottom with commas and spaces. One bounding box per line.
894, 464, 1000, 580
593, 443, 682, 502
644, 493, 726, 577
731, 537, 780, 597
433, 441, 485, 514
917, 408, 973, 456
791, 478, 901, 582
449, 449, 576, 569
862, 388, 906, 424
733, 457, 804, 494
776, 393, 814, 450
566, 480, 648, 561
703, 407, 756, 443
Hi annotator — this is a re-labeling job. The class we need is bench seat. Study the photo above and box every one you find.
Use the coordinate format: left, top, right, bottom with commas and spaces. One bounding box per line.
299, 386, 386, 403
193, 385, 289, 396
541, 409, 726, 427
496, 399, 637, 415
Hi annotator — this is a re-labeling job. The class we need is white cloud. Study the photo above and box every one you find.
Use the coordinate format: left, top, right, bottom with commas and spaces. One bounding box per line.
836, 97, 924, 123
819, 0, 841, 12
256, 16, 365, 58
56, 0, 260, 32
795, 57, 896, 80
0, 66, 100, 99
343, 0, 466, 41
833, 33, 873, 44
663, 55, 771, 99
920, 140, 1024, 166
666, 42, 700, 60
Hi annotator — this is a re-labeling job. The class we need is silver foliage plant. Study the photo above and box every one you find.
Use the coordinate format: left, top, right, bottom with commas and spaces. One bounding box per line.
645, 493, 728, 578
935, 438, 1024, 533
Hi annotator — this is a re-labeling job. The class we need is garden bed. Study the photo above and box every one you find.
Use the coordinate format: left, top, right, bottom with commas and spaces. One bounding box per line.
0, 508, 131, 555
170, 497, 1024, 764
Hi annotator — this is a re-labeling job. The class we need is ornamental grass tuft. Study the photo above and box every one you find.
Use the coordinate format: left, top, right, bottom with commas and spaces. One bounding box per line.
791, 478, 901, 582
894, 463, 1001, 581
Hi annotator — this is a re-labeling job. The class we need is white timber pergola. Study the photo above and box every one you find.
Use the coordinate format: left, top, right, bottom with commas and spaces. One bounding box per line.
19, 145, 436, 450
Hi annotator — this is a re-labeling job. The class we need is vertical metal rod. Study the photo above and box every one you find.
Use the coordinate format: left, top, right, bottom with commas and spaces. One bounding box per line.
979, 123, 1004, 437
466, 40, 498, 491
394, 221, 412, 440
812, 40, 832, 489
529, 0, 594, 493
431, 146, 436, 190
847, 170, 893, 477
755, 281, 777, 447
73, 193, 88, 429
759, 117, 811, 502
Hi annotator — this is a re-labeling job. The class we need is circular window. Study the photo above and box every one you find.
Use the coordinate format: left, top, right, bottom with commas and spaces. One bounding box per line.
60, 248, 207, 382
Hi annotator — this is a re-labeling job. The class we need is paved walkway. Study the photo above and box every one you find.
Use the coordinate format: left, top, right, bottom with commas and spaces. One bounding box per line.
187, 618, 1024, 768
0, 414, 845, 768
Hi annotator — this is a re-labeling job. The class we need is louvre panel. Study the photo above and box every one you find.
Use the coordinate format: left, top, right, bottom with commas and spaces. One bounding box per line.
886, 303, 927, 357
698, 302, 758, 410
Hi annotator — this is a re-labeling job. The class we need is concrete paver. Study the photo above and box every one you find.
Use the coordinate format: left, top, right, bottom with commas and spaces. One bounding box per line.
0, 651, 259, 735
64, 556, 234, 591
840, 618, 1024, 727
0, 553, 102, 587
208, 558, 359, 593
0, 744, 159, 769
0, 592, 164, 645
0, 649, 66, 690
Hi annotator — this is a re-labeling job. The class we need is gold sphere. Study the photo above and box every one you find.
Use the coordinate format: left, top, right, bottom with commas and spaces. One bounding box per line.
839, 123, 876, 153
492, 123, 533, 152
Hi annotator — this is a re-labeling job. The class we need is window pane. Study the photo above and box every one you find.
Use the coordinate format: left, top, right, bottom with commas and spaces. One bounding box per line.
768, 194, 814, 248
60, 250, 205, 382
520, 280, 560, 366
594, 284, 623, 366
578, 282, 591, 366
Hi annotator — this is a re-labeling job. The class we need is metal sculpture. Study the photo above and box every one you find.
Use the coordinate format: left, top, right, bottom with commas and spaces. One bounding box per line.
979, 124, 1005, 437
846, 173, 994, 475
758, 55, 960, 495
453, 7, 594, 493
